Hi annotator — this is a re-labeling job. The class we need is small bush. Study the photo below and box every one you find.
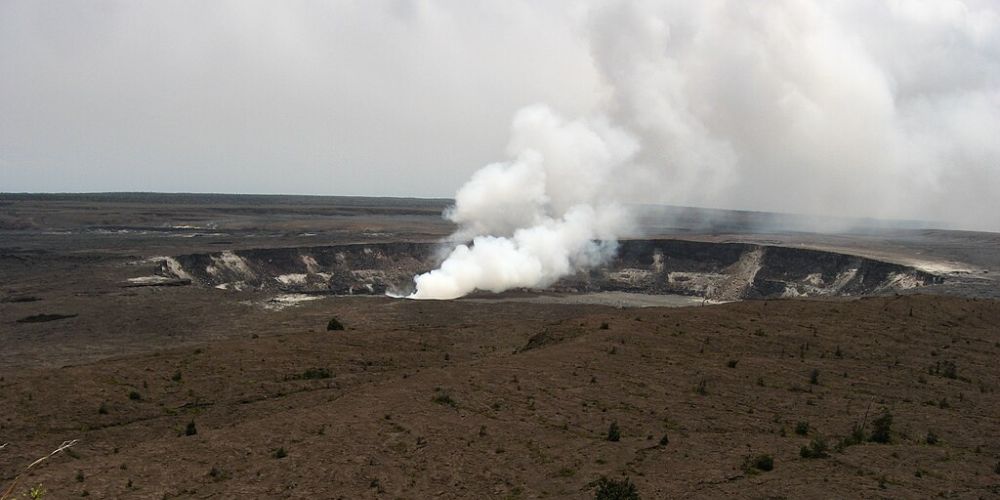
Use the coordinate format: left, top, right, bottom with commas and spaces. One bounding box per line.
743, 453, 774, 473
809, 369, 820, 385
76, 469, 85, 482
799, 436, 829, 459
599, 322, 610, 330
98, 402, 109, 415
695, 379, 708, 396
296, 368, 332, 380
171, 371, 182, 382
726, 359, 738, 368
658, 434, 669, 446
28, 485, 45, 500
593, 476, 639, 500
208, 466, 230, 481
925, 431, 939, 445
432, 390, 457, 407
326, 317, 345, 331
794, 421, 810, 436
606, 421, 621, 442
273, 447, 287, 459
185, 420, 197, 436
836, 424, 866, 451
128, 391, 142, 401
869, 412, 893, 443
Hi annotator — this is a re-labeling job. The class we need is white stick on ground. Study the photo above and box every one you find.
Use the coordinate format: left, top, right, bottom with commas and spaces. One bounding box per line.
0, 439, 79, 500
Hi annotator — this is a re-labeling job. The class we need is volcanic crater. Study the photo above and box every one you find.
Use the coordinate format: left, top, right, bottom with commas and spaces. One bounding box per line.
154, 239, 942, 301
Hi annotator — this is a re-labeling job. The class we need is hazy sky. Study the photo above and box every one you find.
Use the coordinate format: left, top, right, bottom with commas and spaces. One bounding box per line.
2, 1, 999, 230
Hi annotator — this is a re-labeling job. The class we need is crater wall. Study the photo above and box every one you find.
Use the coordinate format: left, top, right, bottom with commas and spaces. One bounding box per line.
155, 239, 942, 300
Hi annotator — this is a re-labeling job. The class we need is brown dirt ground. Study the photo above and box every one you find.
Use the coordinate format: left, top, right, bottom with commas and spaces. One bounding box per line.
2, 294, 1000, 499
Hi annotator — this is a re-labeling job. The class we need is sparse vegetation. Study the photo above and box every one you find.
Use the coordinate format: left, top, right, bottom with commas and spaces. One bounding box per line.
326, 317, 345, 331
593, 476, 639, 500
185, 420, 197, 436
929, 360, 958, 379
606, 421, 621, 442
208, 466, 230, 481
925, 430, 939, 445
432, 389, 457, 408
27, 485, 45, 500
292, 367, 332, 380
809, 369, 820, 385
273, 447, 287, 459
742, 453, 774, 473
869, 411, 893, 444
695, 379, 708, 396
794, 421, 810, 436
799, 436, 829, 458
127, 391, 142, 401
726, 359, 738, 368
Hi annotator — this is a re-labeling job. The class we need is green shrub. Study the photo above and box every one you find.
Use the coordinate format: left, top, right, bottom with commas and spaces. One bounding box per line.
296, 367, 332, 380
128, 391, 141, 401
743, 454, 774, 473
869, 412, 893, 443
794, 421, 810, 436
695, 379, 708, 396
799, 436, 829, 458
273, 447, 287, 459
593, 476, 639, 500
925, 430, 939, 445
606, 421, 621, 442
836, 423, 866, 451
432, 390, 457, 407
185, 420, 197, 436
326, 317, 345, 331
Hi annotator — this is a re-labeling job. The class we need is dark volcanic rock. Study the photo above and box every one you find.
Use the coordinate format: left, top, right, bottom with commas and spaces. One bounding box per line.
16, 313, 78, 323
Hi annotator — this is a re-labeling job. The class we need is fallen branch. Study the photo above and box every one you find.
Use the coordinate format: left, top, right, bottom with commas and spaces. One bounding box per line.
0, 440, 79, 500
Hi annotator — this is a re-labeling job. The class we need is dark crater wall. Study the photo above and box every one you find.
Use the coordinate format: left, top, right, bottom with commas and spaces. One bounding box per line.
157, 239, 942, 300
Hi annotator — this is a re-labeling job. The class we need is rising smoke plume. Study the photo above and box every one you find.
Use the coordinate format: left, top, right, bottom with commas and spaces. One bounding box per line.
409, 0, 1000, 299
407, 106, 637, 300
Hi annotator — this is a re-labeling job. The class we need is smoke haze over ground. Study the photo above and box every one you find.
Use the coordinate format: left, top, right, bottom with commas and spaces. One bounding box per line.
2, 1, 997, 234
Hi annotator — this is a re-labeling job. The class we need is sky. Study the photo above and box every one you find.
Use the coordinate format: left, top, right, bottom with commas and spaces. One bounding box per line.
1, 1, 999, 231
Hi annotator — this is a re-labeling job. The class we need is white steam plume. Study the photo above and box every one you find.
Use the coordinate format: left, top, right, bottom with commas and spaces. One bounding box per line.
586, 0, 1000, 230
407, 105, 637, 300
408, 0, 1000, 299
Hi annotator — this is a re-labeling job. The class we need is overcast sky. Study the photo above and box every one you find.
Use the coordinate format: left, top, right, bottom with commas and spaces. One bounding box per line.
2, 1, 999, 230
